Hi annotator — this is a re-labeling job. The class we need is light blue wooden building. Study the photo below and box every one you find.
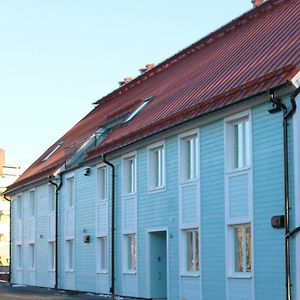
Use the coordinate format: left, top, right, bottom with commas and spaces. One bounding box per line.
5, 0, 300, 299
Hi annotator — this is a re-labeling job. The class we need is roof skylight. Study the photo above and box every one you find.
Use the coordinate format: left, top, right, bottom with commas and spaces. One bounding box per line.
125, 96, 153, 123
42, 142, 63, 162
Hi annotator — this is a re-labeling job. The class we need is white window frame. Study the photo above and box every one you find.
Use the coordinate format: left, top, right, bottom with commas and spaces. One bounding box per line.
122, 153, 137, 196
65, 239, 74, 272
97, 165, 108, 202
228, 223, 252, 278
148, 141, 166, 192
97, 236, 108, 273
123, 233, 137, 274
181, 228, 200, 276
48, 241, 55, 272
42, 142, 63, 162
225, 111, 251, 173
125, 96, 153, 123
179, 130, 199, 183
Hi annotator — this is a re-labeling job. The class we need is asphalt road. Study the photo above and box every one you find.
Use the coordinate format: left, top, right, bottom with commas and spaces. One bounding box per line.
0, 282, 138, 300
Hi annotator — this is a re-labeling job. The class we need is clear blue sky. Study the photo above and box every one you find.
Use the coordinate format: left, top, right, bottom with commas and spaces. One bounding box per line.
1, 0, 252, 172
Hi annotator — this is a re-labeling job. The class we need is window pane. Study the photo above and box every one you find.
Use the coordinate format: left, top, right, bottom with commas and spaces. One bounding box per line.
233, 119, 250, 169
186, 231, 193, 272
30, 244, 35, 269
30, 191, 35, 216
154, 150, 159, 187
125, 158, 135, 194
99, 167, 107, 200
234, 226, 243, 272
68, 240, 73, 270
127, 234, 136, 271
233, 124, 239, 169
17, 245, 22, 268
100, 237, 107, 270
153, 147, 163, 188
244, 120, 250, 167
186, 139, 192, 180
17, 196, 22, 219
49, 186, 55, 212
67, 178, 74, 207
49, 242, 55, 270
195, 230, 199, 271
246, 225, 251, 272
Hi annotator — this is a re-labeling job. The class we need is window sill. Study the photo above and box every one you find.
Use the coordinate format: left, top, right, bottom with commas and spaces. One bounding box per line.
148, 186, 166, 194
228, 273, 252, 279
122, 193, 137, 198
48, 270, 55, 273
180, 178, 199, 185
226, 166, 251, 175
65, 270, 75, 273
97, 198, 108, 203
123, 271, 137, 275
180, 273, 200, 278
96, 271, 108, 275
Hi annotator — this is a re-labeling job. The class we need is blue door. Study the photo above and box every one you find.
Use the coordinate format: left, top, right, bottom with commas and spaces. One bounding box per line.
149, 231, 167, 299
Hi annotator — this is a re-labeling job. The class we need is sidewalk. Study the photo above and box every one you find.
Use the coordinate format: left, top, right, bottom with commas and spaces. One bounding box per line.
0, 282, 144, 300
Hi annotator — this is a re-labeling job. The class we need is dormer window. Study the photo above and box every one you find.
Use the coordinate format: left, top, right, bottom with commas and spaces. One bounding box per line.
43, 142, 63, 162
125, 96, 153, 123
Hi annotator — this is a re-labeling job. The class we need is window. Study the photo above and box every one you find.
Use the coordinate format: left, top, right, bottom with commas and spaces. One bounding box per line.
180, 133, 199, 182
16, 195, 22, 219
66, 239, 74, 271
42, 142, 63, 162
183, 229, 199, 273
16, 245, 22, 269
66, 177, 74, 208
123, 155, 136, 195
124, 234, 137, 272
29, 244, 35, 270
227, 117, 250, 170
29, 191, 35, 217
148, 143, 165, 190
232, 224, 251, 273
98, 166, 108, 201
125, 96, 153, 123
49, 242, 55, 271
49, 185, 55, 212
98, 237, 108, 272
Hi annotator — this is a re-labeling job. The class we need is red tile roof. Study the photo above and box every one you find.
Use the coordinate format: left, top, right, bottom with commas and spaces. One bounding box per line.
7, 0, 300, 193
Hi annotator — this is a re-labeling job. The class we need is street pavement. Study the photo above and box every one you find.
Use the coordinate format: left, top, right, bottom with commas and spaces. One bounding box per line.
0, 282, 141, 300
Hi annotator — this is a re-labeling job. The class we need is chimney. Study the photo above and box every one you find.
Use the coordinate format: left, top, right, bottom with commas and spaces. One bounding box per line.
0, 149, 4, 176
118, 76, 133, 87
139, 63, 155, 75
252, 0, 264, 7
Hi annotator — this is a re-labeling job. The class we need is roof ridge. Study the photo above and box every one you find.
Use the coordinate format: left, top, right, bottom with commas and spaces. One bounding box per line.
93, 0, 286, 106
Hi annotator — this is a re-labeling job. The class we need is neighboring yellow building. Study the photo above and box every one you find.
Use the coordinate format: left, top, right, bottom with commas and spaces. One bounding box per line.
0, 149, 20, 272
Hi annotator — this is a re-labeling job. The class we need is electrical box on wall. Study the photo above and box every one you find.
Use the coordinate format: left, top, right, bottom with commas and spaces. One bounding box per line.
271, 215, 285, 229
83, 234, 90, 243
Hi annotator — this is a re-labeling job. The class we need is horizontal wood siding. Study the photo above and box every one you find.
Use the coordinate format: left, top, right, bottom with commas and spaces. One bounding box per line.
137, 136, 179, 299
228, 174, 249, 219
200, 120, 226, 300
252, 102, 286, 299
74, 168, 96, 292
